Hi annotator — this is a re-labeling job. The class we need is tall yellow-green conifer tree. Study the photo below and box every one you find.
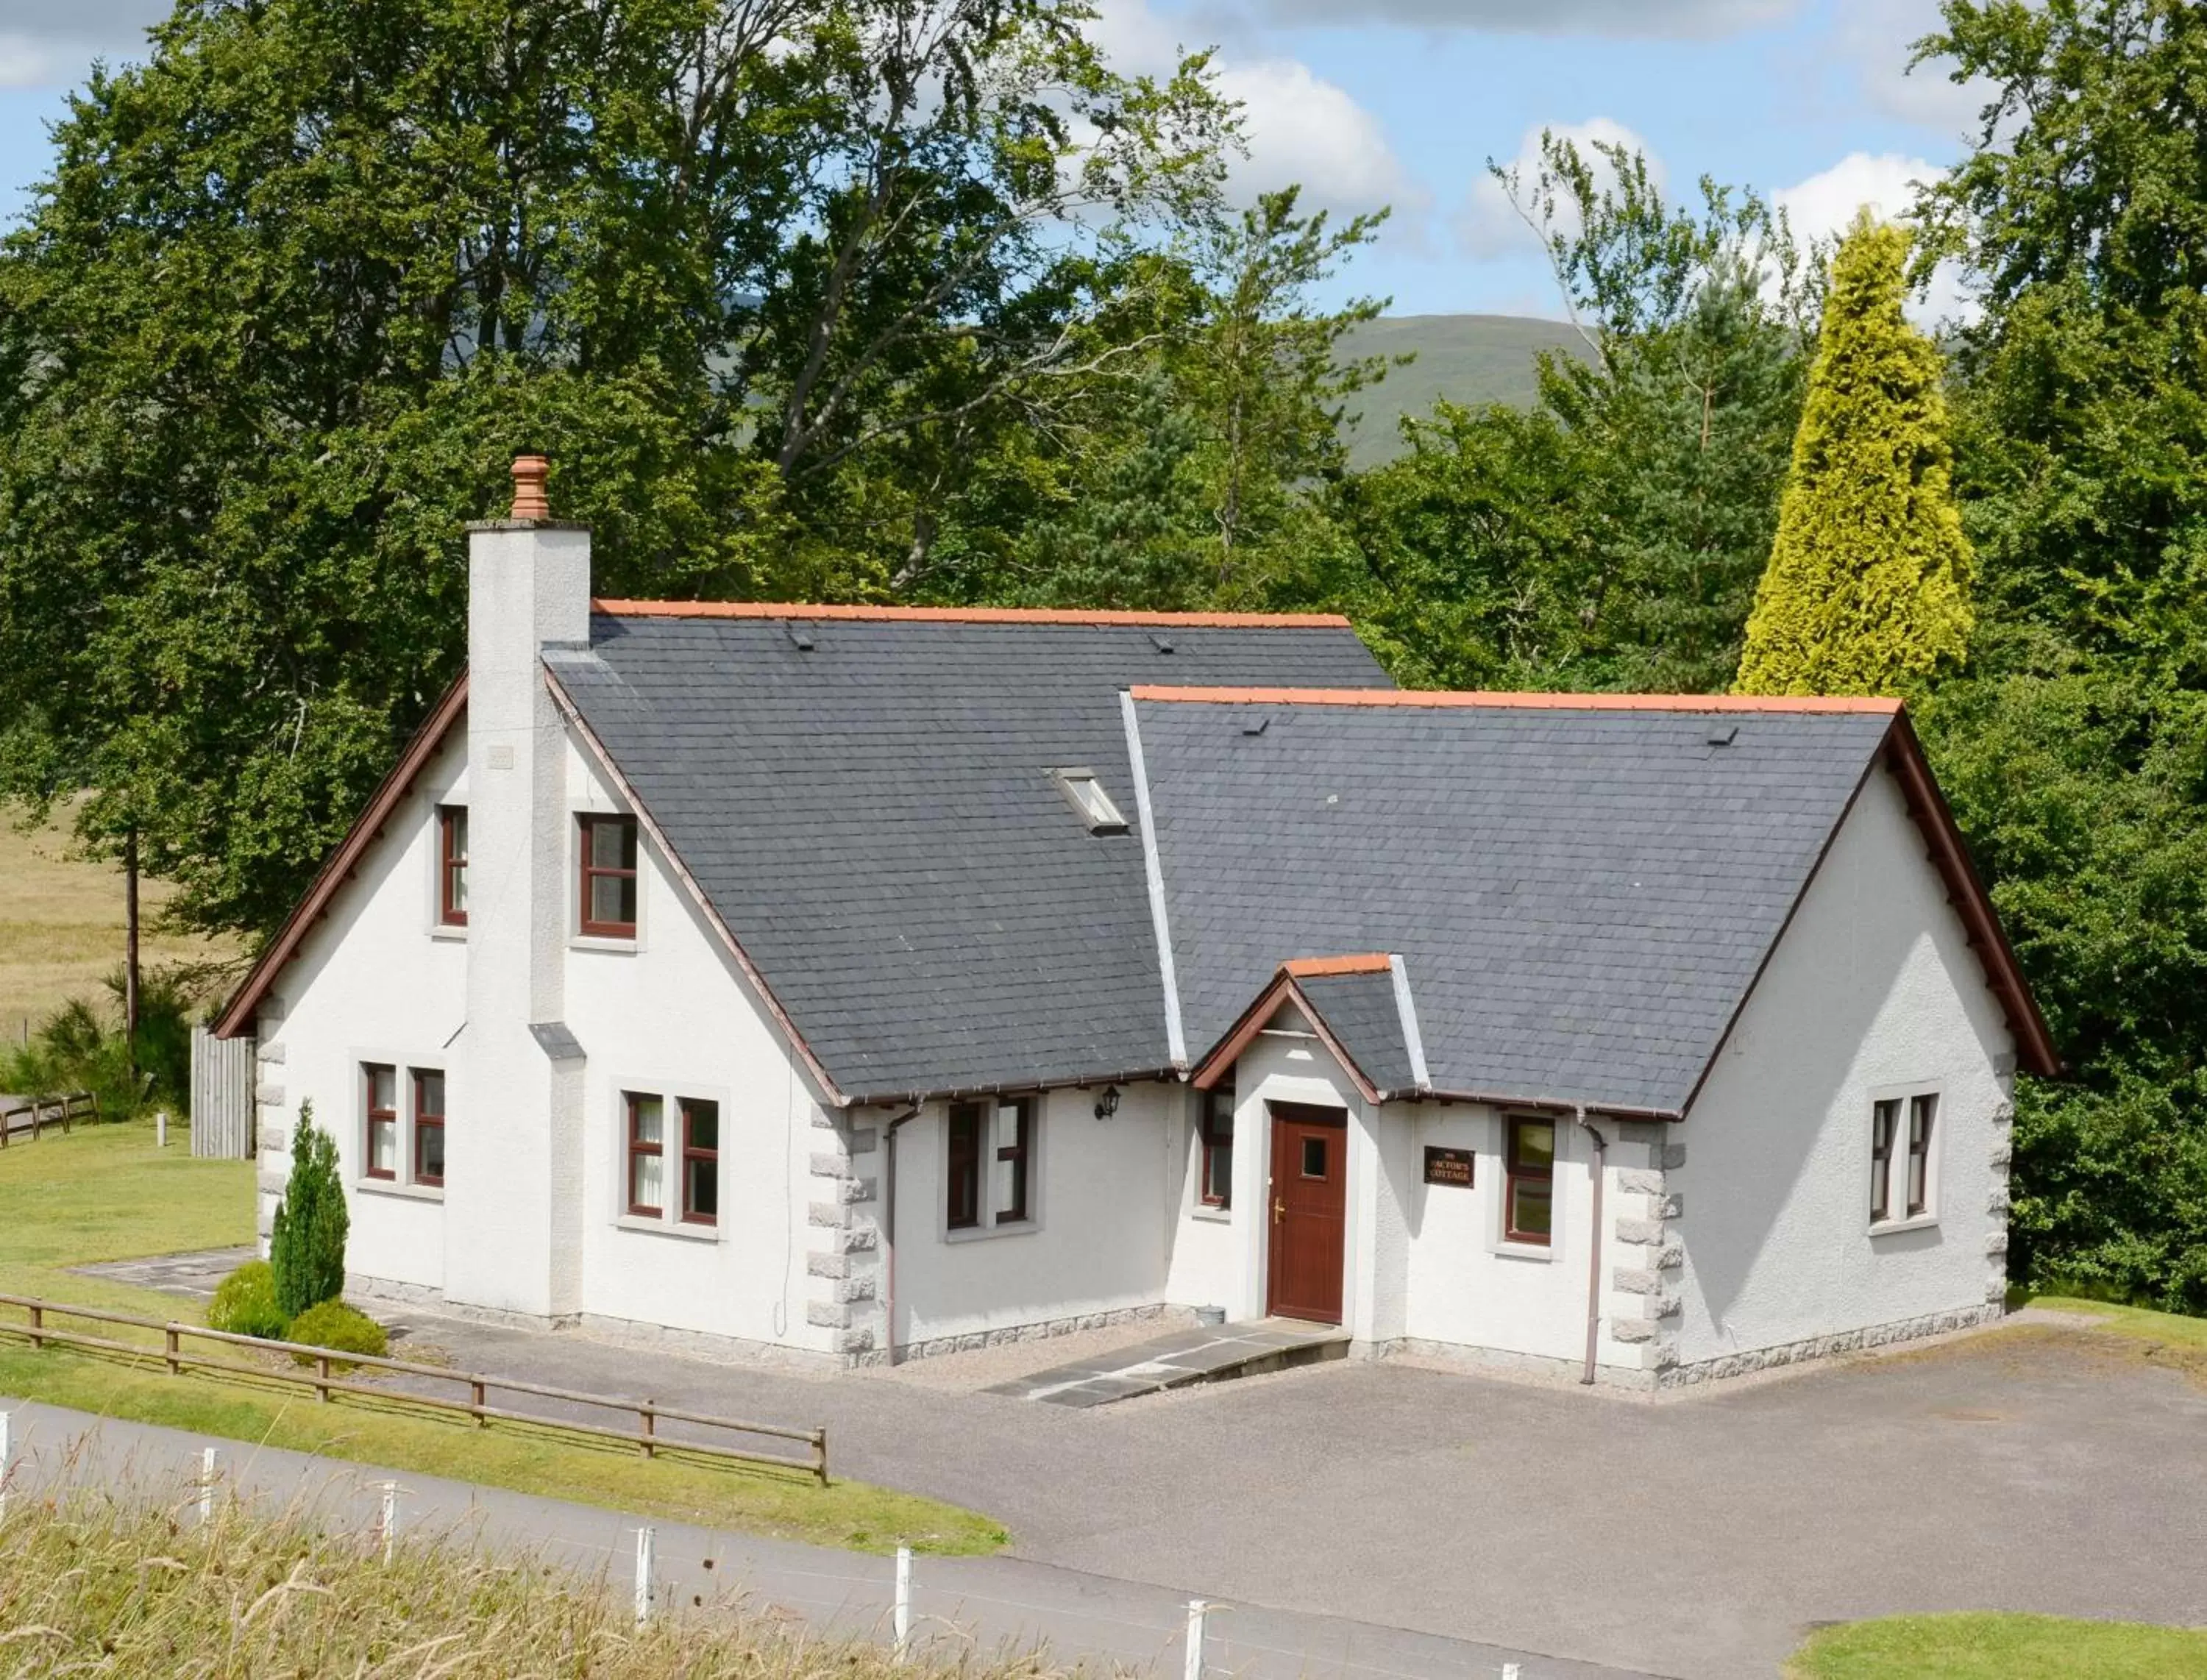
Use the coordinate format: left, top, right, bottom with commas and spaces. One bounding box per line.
1733, 216, 1972, 695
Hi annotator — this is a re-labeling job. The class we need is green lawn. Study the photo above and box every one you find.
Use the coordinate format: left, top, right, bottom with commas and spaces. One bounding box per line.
1790, 1613, 2207, 1678
0, 1120, 1006, 1554
2021, 1291, 2207, 1349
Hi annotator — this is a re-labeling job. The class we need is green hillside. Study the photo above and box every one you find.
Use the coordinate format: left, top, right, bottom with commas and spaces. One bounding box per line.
1336, 313, 1591, 466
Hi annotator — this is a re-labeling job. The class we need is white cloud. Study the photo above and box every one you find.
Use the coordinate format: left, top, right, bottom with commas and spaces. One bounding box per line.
0, 1, 164, 90
1455, 118, 1660, 260
1092, 0, 1424, 224
1828, 0, 1996, 137
1773, 151, 1974, 325
1259, 0, 1798, 36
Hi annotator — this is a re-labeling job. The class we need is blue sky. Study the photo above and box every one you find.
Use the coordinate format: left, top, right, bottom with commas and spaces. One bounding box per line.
0, 0, 1985, 321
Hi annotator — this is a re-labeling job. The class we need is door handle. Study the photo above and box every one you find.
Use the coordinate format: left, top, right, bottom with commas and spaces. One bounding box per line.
1273, 1198, 1285, 1225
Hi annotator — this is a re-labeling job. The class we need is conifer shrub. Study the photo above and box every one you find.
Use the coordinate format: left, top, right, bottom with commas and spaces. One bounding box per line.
205, 1259, 287, 1340
1734, 216, 1973, 697
269, 1101, 348, 1319
283, 1300, 388, 1372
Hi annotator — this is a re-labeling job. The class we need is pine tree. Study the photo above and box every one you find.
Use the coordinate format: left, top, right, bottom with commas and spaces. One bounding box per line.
269, 1101, 348, 1320
1733, 218, 1972, 697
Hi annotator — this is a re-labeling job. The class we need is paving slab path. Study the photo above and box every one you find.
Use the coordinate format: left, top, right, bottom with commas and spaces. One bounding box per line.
0, 1398, 1644, 1680
68, 1253, 2207, 1679
984, 1318, 1349, 1406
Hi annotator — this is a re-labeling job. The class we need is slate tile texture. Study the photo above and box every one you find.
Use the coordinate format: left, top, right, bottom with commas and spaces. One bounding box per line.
1135, 698, 1894, 1117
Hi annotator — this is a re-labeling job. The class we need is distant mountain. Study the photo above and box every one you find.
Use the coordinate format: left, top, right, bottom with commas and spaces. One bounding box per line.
1334, 313, 1591, 468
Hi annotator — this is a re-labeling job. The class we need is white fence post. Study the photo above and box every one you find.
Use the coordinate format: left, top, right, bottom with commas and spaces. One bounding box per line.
378, 1481, 398, 1563
1183, 1598, 1208, 1680
198, 1446, 218, 1523
893, 1543, 913, 1658
633, 1526, 655, 1626
155, 1110, 168, 1149
1501, 1665, 1522, 1679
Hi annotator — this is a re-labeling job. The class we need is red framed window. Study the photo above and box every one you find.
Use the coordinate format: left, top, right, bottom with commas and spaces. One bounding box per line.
947, 1103, 981, 1230
364, 1063, 398, 1180
626, 1092, 665, 1217
412, 1069, 446, 1186
577, 814, 639, 937
1199, 1087, 1234, 1209
1504, 1117, 1554, 1245
1870, 1098, 1899, 1222
1905, 1093, 1937, 1217
994, 1097, 1034, 1223
436, 805, 469, 926
680, 1098, 719, 1226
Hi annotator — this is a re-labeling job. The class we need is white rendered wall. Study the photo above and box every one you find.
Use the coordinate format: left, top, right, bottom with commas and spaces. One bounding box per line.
1399, 1100, 1635, 1370
1164, 1080, 1242, 1314
1671, 764, 2014, 1364
254, 737, 469, 1292
887, 1083, 1173, 1348
561, 737, 836, 1356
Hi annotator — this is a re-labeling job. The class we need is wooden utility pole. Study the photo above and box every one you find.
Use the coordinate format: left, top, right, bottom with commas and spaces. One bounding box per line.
124, 826, 140, 1083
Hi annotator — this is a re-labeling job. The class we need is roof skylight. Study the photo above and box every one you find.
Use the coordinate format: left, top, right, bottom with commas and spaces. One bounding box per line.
1051, 768, 1129, 835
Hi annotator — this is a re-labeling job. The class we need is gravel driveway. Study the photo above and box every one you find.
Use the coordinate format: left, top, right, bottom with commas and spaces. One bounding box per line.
78, 1257, 2207, 1679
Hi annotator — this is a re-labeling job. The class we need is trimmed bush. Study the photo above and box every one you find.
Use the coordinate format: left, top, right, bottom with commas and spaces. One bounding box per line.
269, 1100, 348, 1318
205, 1259, 287, 1340
284, 1300, 388, 1373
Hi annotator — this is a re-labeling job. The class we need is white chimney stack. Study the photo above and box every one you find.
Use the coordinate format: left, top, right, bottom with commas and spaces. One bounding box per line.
446, 457, 591, 1318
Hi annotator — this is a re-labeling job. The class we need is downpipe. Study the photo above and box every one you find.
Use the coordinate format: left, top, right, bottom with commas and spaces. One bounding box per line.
1576, 1106, 1607, 1387
878, 1104, 920, 1367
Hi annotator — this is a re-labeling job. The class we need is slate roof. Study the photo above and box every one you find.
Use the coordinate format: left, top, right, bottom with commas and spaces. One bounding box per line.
547, 611, 1390, 1100
1293, 969, 1418, 1095
1137, 694, 1902, 1117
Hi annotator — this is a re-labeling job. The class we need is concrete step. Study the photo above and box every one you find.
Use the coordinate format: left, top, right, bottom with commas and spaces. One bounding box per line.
984, 1317, 1351, 1408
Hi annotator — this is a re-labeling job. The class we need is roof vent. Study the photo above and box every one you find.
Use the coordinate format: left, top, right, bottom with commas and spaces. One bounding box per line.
1242, 715, 1270, 736
786, 623, 817, 651
1707, 724, 1739, 747
1148, 631, 1176, 655
1050, 768, 1129, 835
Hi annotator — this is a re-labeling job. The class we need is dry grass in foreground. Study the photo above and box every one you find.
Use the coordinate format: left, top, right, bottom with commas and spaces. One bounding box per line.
0, 1486, 1075, 1679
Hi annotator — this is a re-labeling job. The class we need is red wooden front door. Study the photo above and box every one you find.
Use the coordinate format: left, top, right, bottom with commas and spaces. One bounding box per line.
1267, 1103, 1348, 1323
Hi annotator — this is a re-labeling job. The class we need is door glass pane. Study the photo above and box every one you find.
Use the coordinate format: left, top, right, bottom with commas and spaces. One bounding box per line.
1301, 1136, 1327, 1178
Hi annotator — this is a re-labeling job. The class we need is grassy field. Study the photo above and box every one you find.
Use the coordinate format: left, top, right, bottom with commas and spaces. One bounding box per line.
1788, 1612, 2207, 1678
0, 811, 240, 1041
1336, 311, 1589, 467
0, 1120, 1006, 1554
1, 1490, 1039, 1678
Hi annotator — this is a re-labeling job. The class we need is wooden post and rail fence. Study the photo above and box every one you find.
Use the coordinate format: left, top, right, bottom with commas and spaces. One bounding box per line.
0, 1291, 828, 1486
0, 1092, 98, 1147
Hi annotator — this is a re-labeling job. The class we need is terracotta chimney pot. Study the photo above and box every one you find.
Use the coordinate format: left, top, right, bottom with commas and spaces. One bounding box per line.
509, 455, 551, 521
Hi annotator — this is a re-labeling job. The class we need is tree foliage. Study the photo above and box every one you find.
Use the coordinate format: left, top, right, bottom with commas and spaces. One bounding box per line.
1912, 0, 2207, 1308
1735, 218, 1973, 697
1318, 133, 1815, 693
0, 0, 1230, 936
269, 1101, 348, 1319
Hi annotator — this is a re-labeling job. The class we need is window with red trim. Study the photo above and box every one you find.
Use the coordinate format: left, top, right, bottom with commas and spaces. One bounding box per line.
681, 1099, 719, 1226
1870, 1099, 1899, 1222
1199, 1087, 1234, 1209
1504, 1117, 1554, 1245
1906, 1094, 1936, 1217
626, 1092, 664, 1216
577, 814, 639, 937
364, 1064, 398, 1180
411, 1069, 446, 1186
947, 1103, 981, 1230
436, 805, 469, 926
994, 1098, 1033, 1222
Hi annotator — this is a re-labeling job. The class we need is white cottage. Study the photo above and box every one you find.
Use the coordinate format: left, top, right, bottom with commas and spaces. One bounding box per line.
214, 460, 2059, 1388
